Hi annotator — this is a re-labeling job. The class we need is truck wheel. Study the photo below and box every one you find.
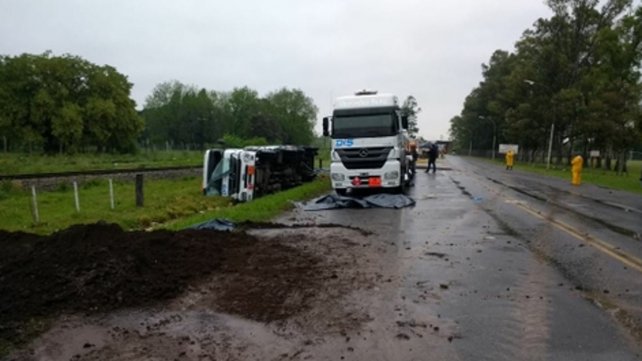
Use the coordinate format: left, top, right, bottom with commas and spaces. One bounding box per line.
336, 189, 348, 196
395, 181, 407, 195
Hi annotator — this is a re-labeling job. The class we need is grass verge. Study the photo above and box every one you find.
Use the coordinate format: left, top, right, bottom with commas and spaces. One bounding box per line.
169, 175, 331, 230
484, 158, 642, 195
0, 176, 331, 235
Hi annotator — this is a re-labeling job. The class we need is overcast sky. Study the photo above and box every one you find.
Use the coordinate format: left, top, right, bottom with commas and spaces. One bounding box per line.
0, 0, 554, 140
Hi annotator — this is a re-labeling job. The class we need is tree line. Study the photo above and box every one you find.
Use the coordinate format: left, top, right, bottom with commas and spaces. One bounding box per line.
449, 0, 642, 173
0, 52, 143, 153
141, 82, 317, 150
0, 53, 319, 154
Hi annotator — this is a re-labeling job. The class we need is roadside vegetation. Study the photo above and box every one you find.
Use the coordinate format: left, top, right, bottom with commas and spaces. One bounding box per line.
485, 158, 642, 195
0, 176, 330, 235
0, 150, 203, 175
450, 1, 642, 174
0, 55, 319, 156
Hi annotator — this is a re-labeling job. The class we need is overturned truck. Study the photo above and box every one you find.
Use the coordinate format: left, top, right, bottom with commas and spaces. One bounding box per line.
202, 145, 317, 202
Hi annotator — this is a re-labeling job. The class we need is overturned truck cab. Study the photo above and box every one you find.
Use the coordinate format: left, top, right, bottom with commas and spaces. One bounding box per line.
202, 145, 317, 202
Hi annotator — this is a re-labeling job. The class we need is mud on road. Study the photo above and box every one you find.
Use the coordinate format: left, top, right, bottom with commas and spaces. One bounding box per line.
1, 222, 383, 360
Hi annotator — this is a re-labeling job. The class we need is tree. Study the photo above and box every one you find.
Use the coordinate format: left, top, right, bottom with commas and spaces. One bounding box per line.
0, 52, 143, 153
449, 0, 642, 168
141, 84, 319, 148
264, 88, 317, 145
400, 96, 421, 137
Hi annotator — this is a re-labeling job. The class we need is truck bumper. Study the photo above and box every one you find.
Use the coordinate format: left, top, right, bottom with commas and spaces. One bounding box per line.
330, 160, 402, 190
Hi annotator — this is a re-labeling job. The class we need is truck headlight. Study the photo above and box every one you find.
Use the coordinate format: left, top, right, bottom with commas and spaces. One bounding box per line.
384, 171, 399, 180
331, 173, 345, 181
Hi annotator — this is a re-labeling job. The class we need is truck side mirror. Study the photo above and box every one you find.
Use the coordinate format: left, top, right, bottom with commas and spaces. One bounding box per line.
322, 117, 330, 137
401, 115, 409, 130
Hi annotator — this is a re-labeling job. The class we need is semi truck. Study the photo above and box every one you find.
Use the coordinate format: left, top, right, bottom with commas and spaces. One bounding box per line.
202, 145, 317, 202
323, 90, 413, 195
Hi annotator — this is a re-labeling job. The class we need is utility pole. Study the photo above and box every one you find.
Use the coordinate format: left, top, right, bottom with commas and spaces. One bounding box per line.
524, 79, 555, 169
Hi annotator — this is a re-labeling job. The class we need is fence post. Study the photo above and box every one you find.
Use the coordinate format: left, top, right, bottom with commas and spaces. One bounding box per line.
73, 181, 80, 212
31, 185, 39, 224
109, 178, 115, 210
135, 174, 144, 207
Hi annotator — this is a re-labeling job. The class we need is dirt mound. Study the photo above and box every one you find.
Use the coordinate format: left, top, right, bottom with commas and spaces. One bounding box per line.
0, 222, 323, 347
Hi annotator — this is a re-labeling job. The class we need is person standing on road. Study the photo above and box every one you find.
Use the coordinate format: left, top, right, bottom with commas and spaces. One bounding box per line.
505, 149, 514, 170
426, 143, 438, 173
571, 153, 584, 186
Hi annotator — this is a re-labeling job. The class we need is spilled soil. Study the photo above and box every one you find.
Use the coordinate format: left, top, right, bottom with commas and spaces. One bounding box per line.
0, 222, 324, 350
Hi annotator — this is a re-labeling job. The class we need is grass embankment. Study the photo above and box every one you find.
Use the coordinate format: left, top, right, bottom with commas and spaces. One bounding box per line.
0, 176, 331, 235
0, 150, 203, 175
488, 158, 642, 195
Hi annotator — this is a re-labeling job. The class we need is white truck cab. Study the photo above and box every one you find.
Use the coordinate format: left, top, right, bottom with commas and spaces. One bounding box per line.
323, 90, 412, 195
203, 148, 256, 201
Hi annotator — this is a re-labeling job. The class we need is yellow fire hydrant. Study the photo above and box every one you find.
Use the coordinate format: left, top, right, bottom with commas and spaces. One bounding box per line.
571, 154, 583, 186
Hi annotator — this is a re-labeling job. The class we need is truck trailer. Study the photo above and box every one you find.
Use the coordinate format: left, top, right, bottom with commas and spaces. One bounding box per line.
323, 90, 413, 195
202, 145, 317, 202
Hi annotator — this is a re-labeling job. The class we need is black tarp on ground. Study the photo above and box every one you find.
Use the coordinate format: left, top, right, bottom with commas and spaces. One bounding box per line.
303, 193, 415, 210
189, 219, 236, 231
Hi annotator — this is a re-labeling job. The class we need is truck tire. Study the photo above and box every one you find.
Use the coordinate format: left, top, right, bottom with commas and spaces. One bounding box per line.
394, 180, 407, 195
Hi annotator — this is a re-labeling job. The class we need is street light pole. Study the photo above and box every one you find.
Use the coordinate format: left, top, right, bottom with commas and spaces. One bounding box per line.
479, 115, 497, 160
524, 79, 555, 170
546, 122, 554, 169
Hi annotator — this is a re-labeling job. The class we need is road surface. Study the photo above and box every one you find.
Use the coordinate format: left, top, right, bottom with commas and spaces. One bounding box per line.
8, 156, 642, 361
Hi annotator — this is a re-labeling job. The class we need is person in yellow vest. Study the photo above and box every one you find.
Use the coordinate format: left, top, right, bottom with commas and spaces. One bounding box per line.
505, 149, 514, 170
571, 153, 584, 186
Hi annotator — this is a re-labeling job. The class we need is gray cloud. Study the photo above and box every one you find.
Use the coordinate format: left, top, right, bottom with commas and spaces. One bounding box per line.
0, 0, 553, 140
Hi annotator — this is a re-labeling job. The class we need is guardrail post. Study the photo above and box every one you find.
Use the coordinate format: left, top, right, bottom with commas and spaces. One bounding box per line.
135, 174, 144, 207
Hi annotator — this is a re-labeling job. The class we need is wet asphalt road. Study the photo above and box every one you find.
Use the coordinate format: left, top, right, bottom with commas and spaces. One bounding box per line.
10, 156, 641, 361
299, 155, 642, 360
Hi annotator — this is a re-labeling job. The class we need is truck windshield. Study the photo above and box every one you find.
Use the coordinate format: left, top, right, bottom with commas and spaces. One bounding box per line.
332, 113, 397, 138
206, 158, 230, 196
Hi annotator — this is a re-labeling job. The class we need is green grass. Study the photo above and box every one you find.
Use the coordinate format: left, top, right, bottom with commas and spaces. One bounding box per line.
485, 158, 642, 195
0, 176, 331, 235
169, 175, 332, 229
0, 150, 203, 175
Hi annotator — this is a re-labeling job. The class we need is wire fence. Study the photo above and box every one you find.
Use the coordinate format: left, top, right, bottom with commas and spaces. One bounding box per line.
630, 151, 642, 161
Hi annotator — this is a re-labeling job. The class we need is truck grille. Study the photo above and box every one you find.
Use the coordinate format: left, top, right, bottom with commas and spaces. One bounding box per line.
337, 147, 392, 170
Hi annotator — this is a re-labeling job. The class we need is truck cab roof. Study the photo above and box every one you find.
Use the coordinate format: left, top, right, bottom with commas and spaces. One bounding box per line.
333, 93, 398, 110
